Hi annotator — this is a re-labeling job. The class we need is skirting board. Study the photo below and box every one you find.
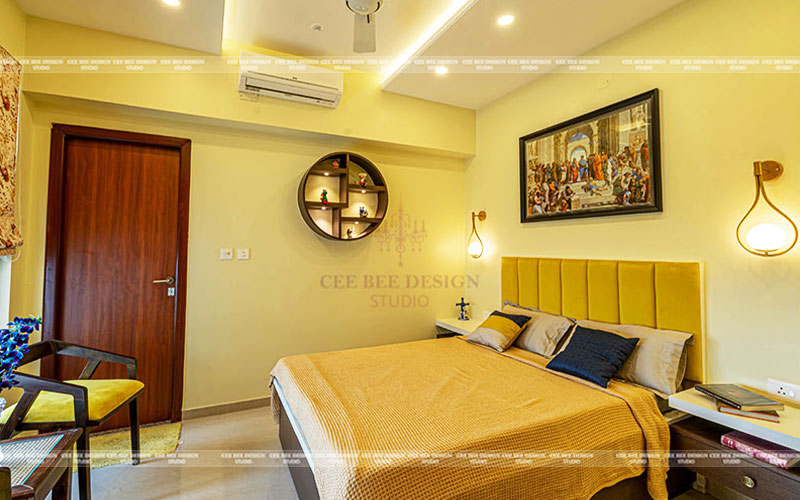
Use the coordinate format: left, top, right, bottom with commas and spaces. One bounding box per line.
183, 396, 270, 420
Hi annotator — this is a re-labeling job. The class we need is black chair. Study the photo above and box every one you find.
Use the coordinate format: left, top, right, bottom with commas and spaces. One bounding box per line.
0, 341, 144, 500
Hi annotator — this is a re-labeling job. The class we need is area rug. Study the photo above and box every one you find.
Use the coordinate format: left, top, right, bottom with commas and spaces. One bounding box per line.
74, 422, 182, 469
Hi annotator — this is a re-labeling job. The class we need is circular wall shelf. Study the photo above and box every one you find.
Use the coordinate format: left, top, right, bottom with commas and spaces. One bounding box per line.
297, 152, 389, 241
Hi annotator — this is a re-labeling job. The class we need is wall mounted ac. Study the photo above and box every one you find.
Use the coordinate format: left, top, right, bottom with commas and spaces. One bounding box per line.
238, 53, 343, 108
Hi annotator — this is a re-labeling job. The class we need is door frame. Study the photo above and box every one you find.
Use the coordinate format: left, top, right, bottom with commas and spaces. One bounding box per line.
43, 123, 191, 422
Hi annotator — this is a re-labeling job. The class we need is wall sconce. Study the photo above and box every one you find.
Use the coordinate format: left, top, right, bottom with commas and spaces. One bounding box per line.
736, 161, 798, 257
467, 211, 486, 259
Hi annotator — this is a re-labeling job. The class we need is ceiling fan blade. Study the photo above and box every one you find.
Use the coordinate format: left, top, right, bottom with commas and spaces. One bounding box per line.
353, 13, 376, 53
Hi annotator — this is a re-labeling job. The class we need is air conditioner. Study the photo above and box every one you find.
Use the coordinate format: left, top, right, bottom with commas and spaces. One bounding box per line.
238, 56, 343, 109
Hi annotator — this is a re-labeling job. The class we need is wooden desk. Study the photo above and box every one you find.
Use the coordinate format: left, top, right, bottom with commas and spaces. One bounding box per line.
669, 388, 800, 450
0, 429, 82, 500
670, 417, 800, 499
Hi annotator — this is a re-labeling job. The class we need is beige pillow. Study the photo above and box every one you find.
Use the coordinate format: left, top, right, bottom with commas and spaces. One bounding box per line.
577, 319, 693, 397
503, 304, 574, 357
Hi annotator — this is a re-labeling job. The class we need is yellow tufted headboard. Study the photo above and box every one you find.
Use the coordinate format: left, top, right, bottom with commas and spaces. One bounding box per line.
501, 257, 706, 383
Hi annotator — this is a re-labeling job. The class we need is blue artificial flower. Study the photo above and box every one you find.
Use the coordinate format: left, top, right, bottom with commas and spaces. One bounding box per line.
0, 316, 41, 391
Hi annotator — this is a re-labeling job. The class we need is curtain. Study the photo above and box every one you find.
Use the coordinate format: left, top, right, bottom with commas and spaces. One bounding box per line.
0, 44, 23, 256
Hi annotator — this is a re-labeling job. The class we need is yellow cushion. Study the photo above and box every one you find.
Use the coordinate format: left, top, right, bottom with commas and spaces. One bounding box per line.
0, 379, 144, 424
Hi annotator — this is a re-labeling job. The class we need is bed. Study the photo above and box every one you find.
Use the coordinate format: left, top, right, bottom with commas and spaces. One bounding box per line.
271, 257, 706, 499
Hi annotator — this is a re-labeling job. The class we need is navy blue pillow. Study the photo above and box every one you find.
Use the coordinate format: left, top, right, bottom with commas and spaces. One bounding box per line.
546, 326, 639, 387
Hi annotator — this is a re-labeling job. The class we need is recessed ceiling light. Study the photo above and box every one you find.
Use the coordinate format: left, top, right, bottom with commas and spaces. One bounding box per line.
162, 0, 180, 6
497, 14, 514, 26
435, 66, 448, 75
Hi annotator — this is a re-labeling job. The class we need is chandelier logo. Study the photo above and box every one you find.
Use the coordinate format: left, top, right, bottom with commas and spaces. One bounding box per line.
376, 205, 427, 267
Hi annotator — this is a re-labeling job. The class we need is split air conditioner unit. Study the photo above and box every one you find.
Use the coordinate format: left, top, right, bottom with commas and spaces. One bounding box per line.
238, 55, 343, 109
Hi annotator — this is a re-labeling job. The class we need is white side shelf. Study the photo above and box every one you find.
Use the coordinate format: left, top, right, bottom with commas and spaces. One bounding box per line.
435, 317, 481, 336
669, 389, 800, 451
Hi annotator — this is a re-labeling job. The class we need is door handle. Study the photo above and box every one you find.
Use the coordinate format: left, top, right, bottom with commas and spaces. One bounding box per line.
153, 277, 175, 285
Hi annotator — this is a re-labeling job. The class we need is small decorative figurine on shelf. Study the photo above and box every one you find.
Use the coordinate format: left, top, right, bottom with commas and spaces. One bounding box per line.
358, 172, 368, 188
359, 206, 368, 218
332, 159, 341, 169
346, 228, 354, 239
320, 189, 329, 205
456, 297, 470, 321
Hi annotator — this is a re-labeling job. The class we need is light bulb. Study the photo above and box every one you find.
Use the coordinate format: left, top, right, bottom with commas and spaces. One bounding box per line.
435, 66, 448, 75
467, 210, 486, 258
467, 240, 483, 258
746, 223, 788, 252
736, 161, 798, 256
497, 14, 514, 26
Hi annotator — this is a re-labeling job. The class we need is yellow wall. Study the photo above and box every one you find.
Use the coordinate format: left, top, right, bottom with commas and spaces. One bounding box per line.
15, 96, 466, 410
465, 0, 800, 389
0, 0, 26, 57
21, 17, 476, 157
5, 13, 475, 411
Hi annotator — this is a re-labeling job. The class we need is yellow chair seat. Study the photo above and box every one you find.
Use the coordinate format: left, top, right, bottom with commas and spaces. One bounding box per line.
0, 379, 144, 424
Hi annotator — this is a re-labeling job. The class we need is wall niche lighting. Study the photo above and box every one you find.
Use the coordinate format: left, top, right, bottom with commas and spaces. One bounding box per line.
736, 161, 798, 257
467, 211, 486, 259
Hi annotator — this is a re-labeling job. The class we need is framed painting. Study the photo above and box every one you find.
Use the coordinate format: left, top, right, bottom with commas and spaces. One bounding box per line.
0, 43, 22, 252
519, 89, 662, 223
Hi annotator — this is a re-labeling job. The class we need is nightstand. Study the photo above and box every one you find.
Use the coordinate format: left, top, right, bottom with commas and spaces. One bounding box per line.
434, 317, 480, 339
669, 416, 800, 499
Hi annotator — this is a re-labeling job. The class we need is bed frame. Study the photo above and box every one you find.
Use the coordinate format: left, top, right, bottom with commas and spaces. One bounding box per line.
500, 257, 706, 384
278, 256, 706, 498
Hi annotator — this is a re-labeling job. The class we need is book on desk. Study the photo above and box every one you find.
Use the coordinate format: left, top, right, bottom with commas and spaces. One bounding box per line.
669, 387, 800, 451
721, 430, 800, 470
695, 383, 784, 412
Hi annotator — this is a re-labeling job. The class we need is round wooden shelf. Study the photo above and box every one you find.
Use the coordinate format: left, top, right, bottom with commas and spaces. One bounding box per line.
297, 152, 389, 241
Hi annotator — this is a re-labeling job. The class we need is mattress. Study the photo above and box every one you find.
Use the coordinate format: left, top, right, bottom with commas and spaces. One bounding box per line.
270, 338, 669, 500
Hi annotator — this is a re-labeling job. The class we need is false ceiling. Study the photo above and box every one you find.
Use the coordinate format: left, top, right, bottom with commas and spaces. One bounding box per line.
382, 0, 686, 109
16, 0, 225, 54
17, 0, 685, 109
223, 0, 457, 60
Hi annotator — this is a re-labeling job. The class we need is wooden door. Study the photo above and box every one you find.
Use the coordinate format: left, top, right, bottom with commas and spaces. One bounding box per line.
44, 124, 190, 428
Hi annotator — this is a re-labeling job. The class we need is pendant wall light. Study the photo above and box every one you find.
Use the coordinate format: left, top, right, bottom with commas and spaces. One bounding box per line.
736, 161, 798, 257
467, 211, 486, 259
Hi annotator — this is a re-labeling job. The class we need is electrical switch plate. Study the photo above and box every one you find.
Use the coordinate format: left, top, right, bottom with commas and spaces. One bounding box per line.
767, 378, 800, 401
220, 248, 233, 260
236, 248, 250, 260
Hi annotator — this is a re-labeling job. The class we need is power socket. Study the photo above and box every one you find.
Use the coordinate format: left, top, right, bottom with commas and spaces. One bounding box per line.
767, 378, 800, 401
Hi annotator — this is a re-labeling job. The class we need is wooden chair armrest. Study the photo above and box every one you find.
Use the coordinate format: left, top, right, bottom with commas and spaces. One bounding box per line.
0, 374, 88, 439
52, 341, 138, 380
0, 466, 9, 500
17, 341, 57, 366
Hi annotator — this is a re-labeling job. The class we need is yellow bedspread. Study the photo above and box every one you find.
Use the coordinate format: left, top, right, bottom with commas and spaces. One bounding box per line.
270, 338, 669, 500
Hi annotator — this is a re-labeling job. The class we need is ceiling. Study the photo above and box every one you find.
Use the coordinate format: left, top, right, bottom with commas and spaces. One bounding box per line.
17, 0, 686, 109
223, 0, 456, 59
383, 0, 686, 109
16, 0, 225, 54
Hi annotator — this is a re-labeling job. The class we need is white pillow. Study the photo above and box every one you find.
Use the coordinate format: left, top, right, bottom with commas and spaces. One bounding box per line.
502, 304, 574, 357
577, 319, 692, 397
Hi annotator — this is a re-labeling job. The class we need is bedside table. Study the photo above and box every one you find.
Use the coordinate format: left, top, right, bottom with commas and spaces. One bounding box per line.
669, 416, 800, 499
434, 317, 481, 339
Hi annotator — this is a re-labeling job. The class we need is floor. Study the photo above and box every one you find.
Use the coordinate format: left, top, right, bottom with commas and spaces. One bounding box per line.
68, 407, 731, 499
71, 408, 298, 499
